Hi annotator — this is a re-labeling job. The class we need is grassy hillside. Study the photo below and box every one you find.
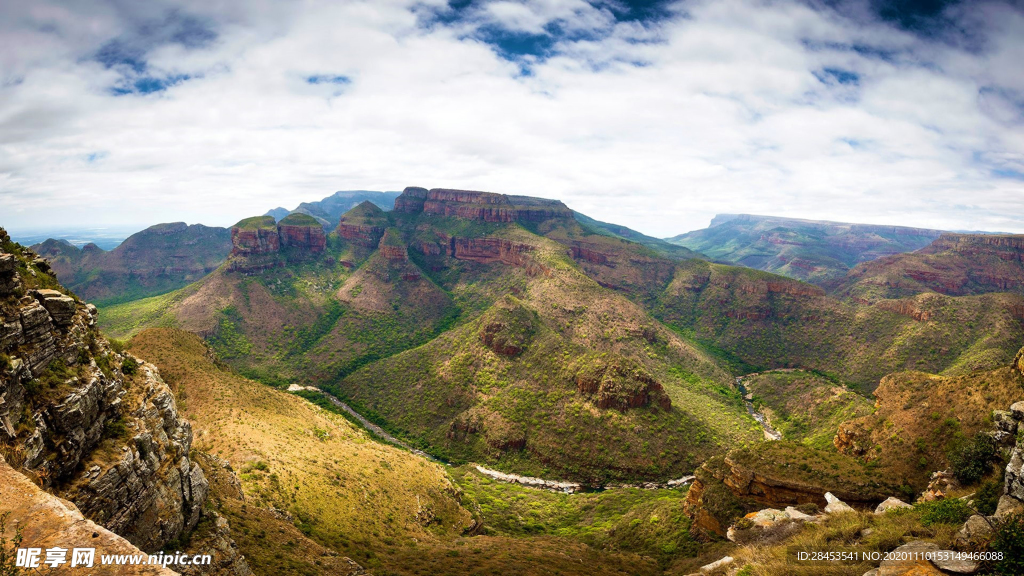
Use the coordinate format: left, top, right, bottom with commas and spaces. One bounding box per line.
667, 214, 942, 285
741, 370, 874, 449
337, 225, 759, 483
129, 327, 721, 575
127, 329, 472, 564
829, 233, 1024, 302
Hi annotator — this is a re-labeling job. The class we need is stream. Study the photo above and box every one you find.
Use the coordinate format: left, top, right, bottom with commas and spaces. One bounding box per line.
734, 377, 782, 441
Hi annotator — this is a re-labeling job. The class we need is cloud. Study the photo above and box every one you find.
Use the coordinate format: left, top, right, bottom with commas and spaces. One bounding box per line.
0, 0, 1022, 237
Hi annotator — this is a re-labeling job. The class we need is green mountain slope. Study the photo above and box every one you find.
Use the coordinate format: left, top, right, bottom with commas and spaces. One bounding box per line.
32, 221, 231, 305
668, 214, 943, 284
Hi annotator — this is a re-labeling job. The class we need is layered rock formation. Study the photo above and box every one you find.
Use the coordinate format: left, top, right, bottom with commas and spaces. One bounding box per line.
831, 232, 1024, 302
335, 201, 388, 248
394, 186, 573, 223
228, 214, 325, 272
571, 356, 672, 411
0, 454, 175, 575
276, 213, 326, 252
0, 228, 249, 572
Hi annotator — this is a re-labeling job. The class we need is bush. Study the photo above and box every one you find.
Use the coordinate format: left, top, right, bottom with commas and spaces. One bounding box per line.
992, 511, 1024, 575
917, 498, 974, 526
0, 511, 24, 576
976, 477, 1004, 516
121, 356, 139, 376
0, 353, 9, 372
947, 432, 997, 485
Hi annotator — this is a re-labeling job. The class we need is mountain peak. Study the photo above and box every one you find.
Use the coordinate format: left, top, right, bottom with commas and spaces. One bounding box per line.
394, 187, 573, 223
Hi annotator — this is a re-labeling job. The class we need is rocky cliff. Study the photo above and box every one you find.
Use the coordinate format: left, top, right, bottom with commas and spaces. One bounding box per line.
394, 186, 573, 223
228, 214, 325, 272
0, 454, 175, 575
0, 227, 249, 572
831, 232, 1024, 302
335, 201, 388, 248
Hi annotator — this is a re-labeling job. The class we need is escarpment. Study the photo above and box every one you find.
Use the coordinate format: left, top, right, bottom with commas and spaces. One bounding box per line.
394, 186, 574, 222
0, 228, 249, 572
228, 213, 326, 272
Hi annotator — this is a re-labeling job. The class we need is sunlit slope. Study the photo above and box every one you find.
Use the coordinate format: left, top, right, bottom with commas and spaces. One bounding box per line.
336, 227, 760, 484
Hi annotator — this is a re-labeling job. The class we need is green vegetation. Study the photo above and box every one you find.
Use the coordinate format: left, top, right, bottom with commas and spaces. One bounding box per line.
916, 498, 974, 526
946, 431, 998, 485
0, 512, 24, 576
452, 466, 698, 568
277, 213, 320, 227
992, 512, 1024, 575
234, 215, 277, 230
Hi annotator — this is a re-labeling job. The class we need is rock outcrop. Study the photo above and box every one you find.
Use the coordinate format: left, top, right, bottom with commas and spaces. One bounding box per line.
570, 355, 672, 411
1, 229, 247, 572
394, 186, 573, 223
0, 454, 176, 575
228, 214, 326, 272
335, 201, 387, 248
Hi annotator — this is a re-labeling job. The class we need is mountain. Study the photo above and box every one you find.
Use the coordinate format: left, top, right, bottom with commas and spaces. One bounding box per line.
265, 189, 402, 230
653, 259, 1024, 389
667, 214, 944, 284
830, 232, 1024, 302
31, 221, 231, 306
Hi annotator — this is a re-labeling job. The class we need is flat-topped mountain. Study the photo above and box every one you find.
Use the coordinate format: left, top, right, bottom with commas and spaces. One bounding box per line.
668, 214, 944, 284
394, 187, 575, 222
831, 232, 1024, 302
228, 213, 326, 272
31, 221, 231, 306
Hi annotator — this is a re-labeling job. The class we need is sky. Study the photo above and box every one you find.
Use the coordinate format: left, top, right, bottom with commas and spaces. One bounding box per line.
0, 0, 1022, 238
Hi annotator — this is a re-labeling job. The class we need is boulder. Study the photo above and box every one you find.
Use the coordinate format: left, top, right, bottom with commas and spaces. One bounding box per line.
993, 410, 1018, 435
930, 551, 979, 574
784, 506, 817, 521
0, 253, 16, 274
994, 495, 1024, 520
32, 289, 77, 325
875, 496, 913, 514
825, 492, 855, 514
1011, 400, 1024, 422
877, 541, 941, 576
749, 508, 789, 527
954, 514, 993, 548
698, 556, 733, 574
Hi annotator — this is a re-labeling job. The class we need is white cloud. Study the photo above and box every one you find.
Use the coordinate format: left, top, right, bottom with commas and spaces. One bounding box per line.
0, 0, 1022, 238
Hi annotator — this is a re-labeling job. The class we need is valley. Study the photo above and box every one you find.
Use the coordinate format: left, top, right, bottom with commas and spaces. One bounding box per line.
4, 186, 1024, 576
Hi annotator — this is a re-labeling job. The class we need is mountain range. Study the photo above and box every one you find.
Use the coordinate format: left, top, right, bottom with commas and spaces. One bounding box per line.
4, 186, 1024, 575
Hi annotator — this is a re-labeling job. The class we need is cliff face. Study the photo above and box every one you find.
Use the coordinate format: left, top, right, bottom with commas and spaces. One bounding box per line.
0, 454, 176, 575
0, 228, 246, 570
228, 214, 325, 272
394, 186, 573, 223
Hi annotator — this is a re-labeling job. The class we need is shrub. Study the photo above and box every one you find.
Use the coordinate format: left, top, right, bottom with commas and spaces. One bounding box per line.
947, 432, 997, 485
976, 477, 1003, 516
0, 353, 9, 372
917, 498, 974, 526
103, 417, 128, 439
0, 511, 24, 576
121, 356, 139, 376
992, 511, 1024, 575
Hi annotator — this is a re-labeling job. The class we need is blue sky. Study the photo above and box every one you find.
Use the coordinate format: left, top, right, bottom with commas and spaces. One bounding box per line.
0, 0, 1022, 236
